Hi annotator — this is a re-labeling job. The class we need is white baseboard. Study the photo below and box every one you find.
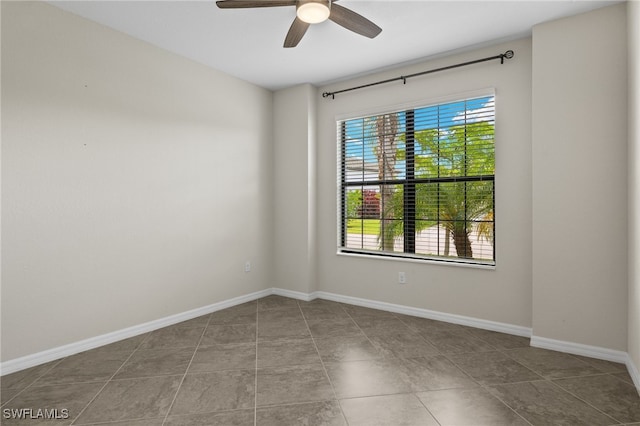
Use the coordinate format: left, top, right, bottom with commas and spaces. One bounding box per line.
4, 285, 639, 396
530, 335, 629, 364
271, 287, 315, 302
0, 289, 271, 376
531, 335, 640, 391
314, 290, 532, 337
627, 356, 640, 392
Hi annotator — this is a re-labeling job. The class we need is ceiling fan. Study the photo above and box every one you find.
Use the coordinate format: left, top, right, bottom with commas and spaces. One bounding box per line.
216, 0, 382, 48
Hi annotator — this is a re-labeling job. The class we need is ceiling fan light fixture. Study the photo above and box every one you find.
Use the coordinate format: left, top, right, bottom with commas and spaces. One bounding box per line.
217, 0, 380, 48
296, 0, 330, 24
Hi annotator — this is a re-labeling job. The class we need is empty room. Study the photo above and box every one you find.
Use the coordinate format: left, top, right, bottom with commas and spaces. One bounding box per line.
2, 0, 640, 424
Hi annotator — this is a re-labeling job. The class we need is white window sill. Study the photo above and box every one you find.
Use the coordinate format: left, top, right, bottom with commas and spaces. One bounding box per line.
336, 250, 496, 270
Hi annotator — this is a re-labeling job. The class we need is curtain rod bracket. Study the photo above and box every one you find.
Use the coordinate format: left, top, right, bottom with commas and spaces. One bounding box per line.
501, 50, 514, 64
322, 49, 514, 99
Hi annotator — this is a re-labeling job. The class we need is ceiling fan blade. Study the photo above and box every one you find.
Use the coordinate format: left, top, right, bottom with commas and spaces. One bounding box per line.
284, 17, 310, 48
216, 0, 296, 8
329, 3, 382, 39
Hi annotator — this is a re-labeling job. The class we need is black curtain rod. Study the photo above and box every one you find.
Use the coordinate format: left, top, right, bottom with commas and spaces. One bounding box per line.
322, 50, 514, 99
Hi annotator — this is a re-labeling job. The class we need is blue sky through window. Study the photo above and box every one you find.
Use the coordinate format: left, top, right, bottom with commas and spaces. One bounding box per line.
343, 95, 494, 180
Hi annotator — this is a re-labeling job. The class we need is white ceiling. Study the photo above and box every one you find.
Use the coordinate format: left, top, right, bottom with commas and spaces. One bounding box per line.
50, 0, 622, 90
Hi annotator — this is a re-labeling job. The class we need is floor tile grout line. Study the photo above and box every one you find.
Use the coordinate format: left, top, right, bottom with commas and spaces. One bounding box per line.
437, 352, 488, 387
335, 399, 351, 426
421, 329, 500, 355
366, 312, 535, 425
0, 357, 65, 408
442, 349, 547, 386
564, 352, 628, 372
475, 382, 535, 426
498, 346, 627, 374
334, 389, 440, 402
390, 314, 459, 355
608, 371, 638, 385
347, 309, 476, 381
497, 349, 621, 381
487, 377, 626, 425
342, 308, 486, 400
72, 414, 167, 425
394, 313, 528, 353
546, 377, 627, 424
160, 313, 213, 426
0, 389, 25, 410
256, 397, 351, 409
412, 391, 444, 426
70, 335, 150, 425
295, 299, 348, 425
345, 309, 394, 361
547, 371, 616, 381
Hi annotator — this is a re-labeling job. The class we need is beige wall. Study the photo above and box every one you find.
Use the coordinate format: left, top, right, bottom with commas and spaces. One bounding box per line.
316, 38, 533, 328
532, 4, 628, 351
2, 0, 635, 368
1, 2, 273, 361
629, 0, 640, 372
273, 84, 317, 294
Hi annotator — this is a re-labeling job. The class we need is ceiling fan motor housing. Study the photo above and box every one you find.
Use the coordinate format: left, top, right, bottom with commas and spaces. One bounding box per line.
296, 0, 331, 24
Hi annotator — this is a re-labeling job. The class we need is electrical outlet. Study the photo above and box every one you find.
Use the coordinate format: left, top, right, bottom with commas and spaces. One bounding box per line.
398, 272, 406, 284
245, 261, 251, 273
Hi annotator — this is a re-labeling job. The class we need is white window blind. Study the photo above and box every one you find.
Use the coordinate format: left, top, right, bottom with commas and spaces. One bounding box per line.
338, 94, 496, 265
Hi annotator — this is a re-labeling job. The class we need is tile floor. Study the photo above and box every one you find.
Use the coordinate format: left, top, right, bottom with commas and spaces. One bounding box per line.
1, 295, 639, 425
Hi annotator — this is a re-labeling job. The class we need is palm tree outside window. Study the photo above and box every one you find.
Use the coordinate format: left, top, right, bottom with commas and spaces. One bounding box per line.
339, 93, 495, 266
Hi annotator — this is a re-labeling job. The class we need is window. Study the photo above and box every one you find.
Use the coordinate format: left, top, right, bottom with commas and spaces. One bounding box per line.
338, 94, 495, 265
